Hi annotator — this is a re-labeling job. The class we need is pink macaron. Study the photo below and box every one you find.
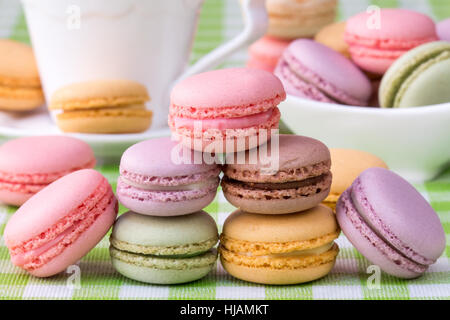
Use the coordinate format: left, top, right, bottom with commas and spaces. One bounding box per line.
336, 168, 445, 279
0, 136, 96, 206
168, 68, 285, 153
437, 18, 450, 41
345, 9, 438, 75
274, 39, 372, 106
117, 137, 221, 216
247, 36, 291, 73
4, 169, 118, 277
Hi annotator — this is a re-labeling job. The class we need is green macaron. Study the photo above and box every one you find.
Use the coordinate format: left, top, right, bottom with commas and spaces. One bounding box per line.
380, 41, 450, 108
109, 211, 218, 284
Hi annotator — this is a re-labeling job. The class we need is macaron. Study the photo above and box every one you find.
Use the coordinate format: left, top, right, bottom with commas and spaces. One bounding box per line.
219, 206, 340, 285
336, 168, 446, 279
274, 39, 372, 106
169, 68, 285, 153
0, 39, 44, 111
345, 9, 438, 75
117, 137, 221, 216
49, 79, 153, 133
379, 41, 450, 108
0, 136, 96, 206
4, 169, 118, 277
247, 36, 291, 73
109, 210, 218, 284
323, 149, 388, 210
222, 134, 332, 214
315, 21, 350, 58
437, 18, 450, 41
266, 0, 338, 39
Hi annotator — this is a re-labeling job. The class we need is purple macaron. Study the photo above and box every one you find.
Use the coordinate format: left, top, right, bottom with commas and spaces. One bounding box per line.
274, 39, 372, 106
117, 137, 221, 216
437, 18, 450, 41
336, 168, 445, 279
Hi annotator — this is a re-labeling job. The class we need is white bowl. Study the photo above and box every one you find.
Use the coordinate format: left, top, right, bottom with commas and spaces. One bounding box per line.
279, 95, 450, 182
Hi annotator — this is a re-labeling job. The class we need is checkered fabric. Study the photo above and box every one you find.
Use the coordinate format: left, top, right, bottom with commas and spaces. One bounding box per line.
0, 0, 449, 300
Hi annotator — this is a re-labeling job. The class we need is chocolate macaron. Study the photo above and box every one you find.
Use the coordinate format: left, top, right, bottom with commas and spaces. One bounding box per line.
222, 134, 332, 214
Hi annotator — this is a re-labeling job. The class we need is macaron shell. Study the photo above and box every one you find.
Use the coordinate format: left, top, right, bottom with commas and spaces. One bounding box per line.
220, 255, 336, 285
0, 39, 41, 87
111, 250, 217, 284
224, 134, 331, 178
120, 137, 219, 178
170, 68, 285, 110
437, 18, 450, 41
0, 89, 44, 111
0, 136, 95, 175
50, 79, 150, 110
328, 148, 388, 195
4, 169, 107, 244
287, 39, 372, 102
266, 0, 337, 39
56, 108, 152, 133
247, 36, 291, 72
379, 41, 450, 108
392, 55, 450, 108
223, 206, 338, 243
111, 211, 218, 248
345, 9, 437, 45
336, 191, 423, 279
315, 21, 350, 58
0, 189, 33, 207
29, 198, 117, 277
352, 168, 446, 263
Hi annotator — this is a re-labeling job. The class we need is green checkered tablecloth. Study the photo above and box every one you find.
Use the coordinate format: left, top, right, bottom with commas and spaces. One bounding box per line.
0, 0, 449, 300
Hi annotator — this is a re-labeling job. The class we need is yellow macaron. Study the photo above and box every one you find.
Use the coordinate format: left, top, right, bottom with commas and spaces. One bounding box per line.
0, 39, 44, 111
219, 205, 340, 285
49, 79, 153, 133
315, 21, 350, 58
323, 149, 388, 210
266, 0, 338, 39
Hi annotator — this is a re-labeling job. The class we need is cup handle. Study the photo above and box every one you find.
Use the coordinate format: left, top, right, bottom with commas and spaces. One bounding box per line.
176, 0, 268, 82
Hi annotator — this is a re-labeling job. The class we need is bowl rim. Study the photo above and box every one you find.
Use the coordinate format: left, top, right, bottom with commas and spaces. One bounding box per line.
284, 95, 450, 116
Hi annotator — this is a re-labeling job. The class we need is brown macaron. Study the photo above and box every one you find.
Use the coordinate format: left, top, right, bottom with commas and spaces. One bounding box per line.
222, 134, 332, 214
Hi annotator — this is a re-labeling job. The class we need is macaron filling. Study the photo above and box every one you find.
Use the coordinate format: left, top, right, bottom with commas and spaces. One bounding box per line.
7, 179, 116, 271
280, 51, 367, 105
172, 108, 276, 130
117, 176, 219, 202
110, 246, 217, 270
221, 172, 332, 200
56, 104, 152, 119
220, 241, 339, 269
338, 189, 427, 274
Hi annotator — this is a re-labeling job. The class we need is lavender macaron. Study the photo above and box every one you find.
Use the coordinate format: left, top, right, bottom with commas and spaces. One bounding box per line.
336, 168, 445, 279
117, 137, 221, 216
274, 39, 372, 106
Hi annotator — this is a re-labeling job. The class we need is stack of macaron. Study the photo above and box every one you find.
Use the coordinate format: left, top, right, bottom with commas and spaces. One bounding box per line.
220, 134, 340, 284
111, 137, 221, 284
3, 136, 119, 277
247, 0, 338, 73
249, 7, 449, 109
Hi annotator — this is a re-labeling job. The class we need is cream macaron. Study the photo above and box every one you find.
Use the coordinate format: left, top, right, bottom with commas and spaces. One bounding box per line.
323, 149, 388, 210
0, 39, 44, 111
220, 205, 340, 285
49, 79, 153, 133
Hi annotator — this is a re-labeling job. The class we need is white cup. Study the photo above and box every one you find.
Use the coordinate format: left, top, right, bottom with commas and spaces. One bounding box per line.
21, 0, 268, 129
